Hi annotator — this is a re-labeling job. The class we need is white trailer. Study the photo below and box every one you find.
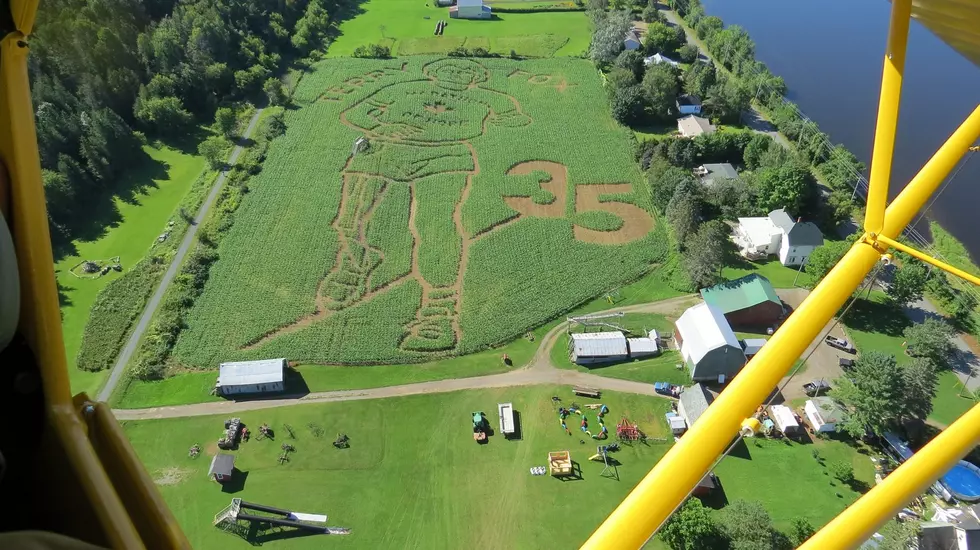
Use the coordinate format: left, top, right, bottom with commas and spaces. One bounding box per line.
498, 402, 516, 436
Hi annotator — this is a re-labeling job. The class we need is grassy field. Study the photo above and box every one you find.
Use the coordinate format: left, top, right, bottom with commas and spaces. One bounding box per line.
57, 145, 206, 395
328, 0, 591, 57
722, 257, 810, 289
171, 57, 669, 369
123, 385, 874, 547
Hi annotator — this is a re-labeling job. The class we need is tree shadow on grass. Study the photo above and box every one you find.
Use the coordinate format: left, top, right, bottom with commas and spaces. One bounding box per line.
727, 438, 752, 460
51, 149, 170, 262
221, 468, 249, 494
157, 125, 212, 156
697, 476, 729, 510
843, 297, 909, 338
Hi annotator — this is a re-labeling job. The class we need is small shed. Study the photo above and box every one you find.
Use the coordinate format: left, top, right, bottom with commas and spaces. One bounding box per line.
741, 338, 767, 358
674, 303, 746, 382
569, 332, 628, 365
677, 383, 714, 429
209, 453, 235, 483
498, 402, 516, 437
216, 358, 286, 396
805, 396, 846, 433
627, 330, 660, 358
676, 94, 703, 115
693, 472, 718, 496
768, 404, 801, 434
700, 274, 784, 328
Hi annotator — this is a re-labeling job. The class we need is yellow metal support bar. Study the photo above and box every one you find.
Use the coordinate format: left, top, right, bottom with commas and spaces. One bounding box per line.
801, 401, 980, 549
875, 234, 980, 286
580, 102, 980, 550
865, 0, 912, 234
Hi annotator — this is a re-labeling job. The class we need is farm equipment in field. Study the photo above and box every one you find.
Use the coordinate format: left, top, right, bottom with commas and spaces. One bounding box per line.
472, 412, 488, 443
218, 418, 243, 450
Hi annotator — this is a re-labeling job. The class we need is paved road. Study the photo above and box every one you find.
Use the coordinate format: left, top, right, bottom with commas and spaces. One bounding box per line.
112, 295, 699, 420
97, 110, 265, 402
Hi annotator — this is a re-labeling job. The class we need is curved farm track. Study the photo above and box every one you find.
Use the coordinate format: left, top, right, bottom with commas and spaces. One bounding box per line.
112, 294, 697, 420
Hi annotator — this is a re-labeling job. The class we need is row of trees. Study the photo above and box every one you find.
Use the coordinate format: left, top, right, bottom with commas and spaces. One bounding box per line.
675, 0, 865, 224
34, 0, 335, 244
660, 498, 810, 550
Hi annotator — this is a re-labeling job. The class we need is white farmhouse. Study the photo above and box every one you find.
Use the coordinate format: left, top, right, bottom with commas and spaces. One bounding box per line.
732, 208, 824, 266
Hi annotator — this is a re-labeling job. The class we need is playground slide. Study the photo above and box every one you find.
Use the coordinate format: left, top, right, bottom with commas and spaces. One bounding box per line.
238, 500, 293, 516
288, 512, 328, 523
236, 512, 329, 534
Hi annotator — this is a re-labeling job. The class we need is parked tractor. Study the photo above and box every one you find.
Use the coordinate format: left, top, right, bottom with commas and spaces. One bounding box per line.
472, 412, 488, 443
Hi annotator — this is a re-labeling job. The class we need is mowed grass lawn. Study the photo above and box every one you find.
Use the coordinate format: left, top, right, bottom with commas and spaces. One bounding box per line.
124, 386, 874, 547
722, 257, 809, 289
57, 145, 206, 395
328, 0, 592, 57
124, 386, 674, 549
841, 291, 976, 426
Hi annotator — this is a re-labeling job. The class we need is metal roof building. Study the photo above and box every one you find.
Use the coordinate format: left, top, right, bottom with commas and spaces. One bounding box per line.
674, 303, 746, 382
700, 274, 784, 328
216, 358, 286, 396
569, 332, 628, 365
208, 453, 235, 483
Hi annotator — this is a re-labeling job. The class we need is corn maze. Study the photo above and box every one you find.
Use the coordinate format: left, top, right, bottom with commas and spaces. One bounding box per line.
172, 57, 670, 367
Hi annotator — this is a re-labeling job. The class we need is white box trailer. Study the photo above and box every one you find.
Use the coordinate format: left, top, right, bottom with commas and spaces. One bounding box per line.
498, 402, 515, 436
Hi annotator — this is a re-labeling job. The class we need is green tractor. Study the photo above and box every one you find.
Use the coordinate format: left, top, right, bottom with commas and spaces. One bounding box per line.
472, 411, 488, 443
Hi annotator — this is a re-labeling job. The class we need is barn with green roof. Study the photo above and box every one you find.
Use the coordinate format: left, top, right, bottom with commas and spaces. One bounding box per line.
699, 274, 784, 328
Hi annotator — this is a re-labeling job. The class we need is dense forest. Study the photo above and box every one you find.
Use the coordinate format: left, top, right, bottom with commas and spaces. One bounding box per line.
30, 0, 334, 245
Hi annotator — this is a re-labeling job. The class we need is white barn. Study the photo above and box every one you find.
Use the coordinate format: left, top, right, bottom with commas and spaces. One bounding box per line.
215, 358, 286, 396
674, 303, 746, 382
569, 332, 628, 365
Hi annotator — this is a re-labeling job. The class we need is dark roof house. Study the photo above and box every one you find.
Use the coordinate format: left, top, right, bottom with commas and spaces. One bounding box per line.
768, 208, 824, 248
698, 163, 739, 187
700, 274, 784, 327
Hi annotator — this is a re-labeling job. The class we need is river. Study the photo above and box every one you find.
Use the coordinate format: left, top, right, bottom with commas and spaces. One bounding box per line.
700, 0, 980, 262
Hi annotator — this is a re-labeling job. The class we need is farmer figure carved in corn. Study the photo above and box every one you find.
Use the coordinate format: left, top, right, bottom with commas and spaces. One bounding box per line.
326, 59, 530, 352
